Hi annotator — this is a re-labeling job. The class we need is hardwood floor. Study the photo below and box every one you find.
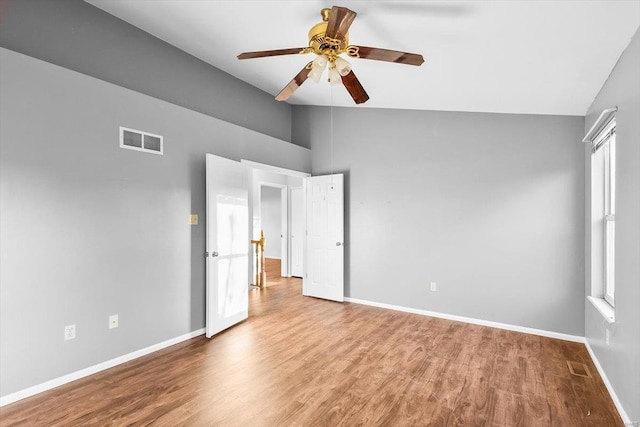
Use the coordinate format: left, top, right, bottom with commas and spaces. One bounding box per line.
0, 274, 622, 426
265, 257, 282, 285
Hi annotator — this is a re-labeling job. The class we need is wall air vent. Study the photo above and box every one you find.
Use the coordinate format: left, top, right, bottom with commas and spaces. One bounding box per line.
119, 127, 163, 155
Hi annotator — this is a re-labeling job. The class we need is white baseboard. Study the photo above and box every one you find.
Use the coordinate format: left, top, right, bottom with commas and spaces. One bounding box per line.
344, 297, 585, 343
0, 328, 205, 407
585, 341, 632, 425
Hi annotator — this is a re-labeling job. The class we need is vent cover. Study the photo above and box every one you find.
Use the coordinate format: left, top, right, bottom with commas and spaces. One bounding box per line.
120, 127, 163, 155
567, 360, 592, 378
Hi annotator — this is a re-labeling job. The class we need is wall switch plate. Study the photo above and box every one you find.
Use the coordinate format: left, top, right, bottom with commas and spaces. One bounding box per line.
188, 214, 198, 225
65, 324, 76, 340
109, 314, 119, 329
430, 282, 437, 292
605, 328, 610, 346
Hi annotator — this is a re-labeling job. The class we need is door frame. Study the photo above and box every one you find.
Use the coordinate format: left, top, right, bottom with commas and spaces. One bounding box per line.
289, 186, 304, 278
241, 160, 310, 279
240, 160, 310, 179
258, 182, 288, 277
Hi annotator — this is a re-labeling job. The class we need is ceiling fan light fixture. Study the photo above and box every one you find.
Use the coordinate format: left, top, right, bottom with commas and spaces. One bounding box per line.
313, 54, 328, 70
309, 55, 328, 83
328, 67, 342, 85
334, 56, 352, 76
308, 67, 323, 83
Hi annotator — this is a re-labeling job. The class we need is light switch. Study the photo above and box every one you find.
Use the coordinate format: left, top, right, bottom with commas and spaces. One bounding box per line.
189, 214, 198, 225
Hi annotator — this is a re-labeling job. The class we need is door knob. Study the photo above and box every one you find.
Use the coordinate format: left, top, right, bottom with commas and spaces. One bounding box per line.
211, 251, 219, 257
336, 242, 342, 246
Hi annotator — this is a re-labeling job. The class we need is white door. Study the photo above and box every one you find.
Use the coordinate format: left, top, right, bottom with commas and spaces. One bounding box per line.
206, 154, 249, 338
290, 187, 304, 277
303, 174, 344, 302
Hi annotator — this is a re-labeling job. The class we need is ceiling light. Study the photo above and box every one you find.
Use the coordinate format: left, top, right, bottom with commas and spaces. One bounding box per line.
334, 56, 351, 76
328, 67, 342, 85
309, 55, 328, 83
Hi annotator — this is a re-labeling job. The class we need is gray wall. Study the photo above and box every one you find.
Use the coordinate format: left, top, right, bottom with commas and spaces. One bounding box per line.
584, 29, 640, 422
260, 187, 282, 259
293, 106, 585, 336
0, 48, 310, 397
0, 0, 293, 143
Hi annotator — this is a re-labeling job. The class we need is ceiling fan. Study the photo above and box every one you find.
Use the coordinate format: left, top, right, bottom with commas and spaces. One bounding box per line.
237, 5, 424, 105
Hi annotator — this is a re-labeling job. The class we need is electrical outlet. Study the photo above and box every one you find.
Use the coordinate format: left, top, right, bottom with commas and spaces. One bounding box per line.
64, 324, 76, 340
430, 282, 437, 292
109, 314, 119, 329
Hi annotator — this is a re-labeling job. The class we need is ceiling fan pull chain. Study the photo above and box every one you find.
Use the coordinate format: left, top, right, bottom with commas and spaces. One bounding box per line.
330, 83, 334, 178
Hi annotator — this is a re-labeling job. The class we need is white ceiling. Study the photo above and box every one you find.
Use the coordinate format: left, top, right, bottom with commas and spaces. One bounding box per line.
86, 1, 639, 116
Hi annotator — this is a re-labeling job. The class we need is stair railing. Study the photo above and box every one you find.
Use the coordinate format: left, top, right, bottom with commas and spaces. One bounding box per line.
251, 230, 266, 288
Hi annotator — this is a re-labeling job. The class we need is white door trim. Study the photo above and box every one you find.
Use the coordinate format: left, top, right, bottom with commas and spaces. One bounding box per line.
258, 181, 288, 277
240, 159, 310, 178
290, 187, 304, 278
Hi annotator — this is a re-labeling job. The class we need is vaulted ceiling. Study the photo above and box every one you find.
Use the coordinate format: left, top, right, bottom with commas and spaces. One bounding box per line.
86, 1, 639, 116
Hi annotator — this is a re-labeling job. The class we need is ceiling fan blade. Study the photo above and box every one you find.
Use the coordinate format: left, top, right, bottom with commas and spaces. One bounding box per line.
237, 48, 305, 60
351, 46, 424, 66
341, 70, 369, 104
275, 63, 312, 102
325, 6, 357, 41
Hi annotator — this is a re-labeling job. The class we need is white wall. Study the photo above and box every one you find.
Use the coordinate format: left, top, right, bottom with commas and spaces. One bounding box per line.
0, 48, 310, 398
584, 29, 640, 423
260, 187, 282, 259
293, 106, 585, 336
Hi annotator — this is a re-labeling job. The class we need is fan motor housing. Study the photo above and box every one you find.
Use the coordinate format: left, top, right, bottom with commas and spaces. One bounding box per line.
307, 19, 349, 55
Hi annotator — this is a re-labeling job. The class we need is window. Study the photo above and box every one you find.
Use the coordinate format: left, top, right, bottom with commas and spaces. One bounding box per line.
600, 127, 615, 306
590, 116, 616, 311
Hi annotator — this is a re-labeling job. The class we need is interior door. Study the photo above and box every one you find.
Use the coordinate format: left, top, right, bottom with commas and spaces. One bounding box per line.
290, 187, 303, 277
303, 174, 344, 302
206, 154, 249, 338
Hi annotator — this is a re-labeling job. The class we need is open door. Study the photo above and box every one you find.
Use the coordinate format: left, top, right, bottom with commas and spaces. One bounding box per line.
206, 154, 249, 338
303, 174, 344, 302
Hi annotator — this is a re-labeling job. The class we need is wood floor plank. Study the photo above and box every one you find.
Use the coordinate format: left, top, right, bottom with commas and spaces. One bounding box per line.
0, 269, 624, 426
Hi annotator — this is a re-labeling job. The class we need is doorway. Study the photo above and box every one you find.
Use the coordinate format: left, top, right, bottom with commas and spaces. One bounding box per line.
243, 160, 307, 285
260, 184, 285, 282
206, 156, 345, 339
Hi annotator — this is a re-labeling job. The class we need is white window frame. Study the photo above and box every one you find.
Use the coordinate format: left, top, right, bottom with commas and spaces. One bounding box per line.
589, 117, 616, 317
601, 130, 615, 306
